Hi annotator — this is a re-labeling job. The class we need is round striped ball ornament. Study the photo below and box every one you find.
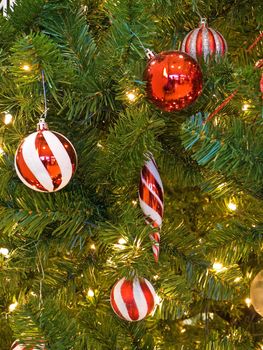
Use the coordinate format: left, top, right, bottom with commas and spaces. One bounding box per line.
11, 340, 46, 350
15, 119, 77, 192
181, 18, 227, 62
110, 277, 157, 321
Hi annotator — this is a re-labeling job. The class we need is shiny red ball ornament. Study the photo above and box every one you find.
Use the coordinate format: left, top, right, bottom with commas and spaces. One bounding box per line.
181, 18, 227, 62
110, 277, 157, 321
15, 119, 77, 192
144, 50, 203, 112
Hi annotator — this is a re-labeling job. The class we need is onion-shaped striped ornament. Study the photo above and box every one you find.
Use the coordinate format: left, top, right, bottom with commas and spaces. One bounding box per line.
14, 119, 77, 192
110, 277, 157, 321
181, 18, 227, 62
139, 154, 164, 262
11, 340, 46, 350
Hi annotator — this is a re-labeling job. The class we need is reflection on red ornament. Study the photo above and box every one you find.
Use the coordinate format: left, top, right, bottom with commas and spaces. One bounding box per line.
144, 51, 203, 112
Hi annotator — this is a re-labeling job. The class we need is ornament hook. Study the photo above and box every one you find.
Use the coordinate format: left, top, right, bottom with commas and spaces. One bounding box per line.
200, 18, 207, 26
41, 70, 48, 120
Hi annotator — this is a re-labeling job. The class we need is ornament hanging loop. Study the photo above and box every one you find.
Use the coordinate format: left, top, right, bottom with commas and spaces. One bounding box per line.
129, 29, 155, 59
41, 70, 48, 120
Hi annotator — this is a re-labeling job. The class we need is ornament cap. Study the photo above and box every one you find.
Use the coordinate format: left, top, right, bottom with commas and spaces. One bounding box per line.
37, 118, 48, 131
200, 18, 207, 26
145, 49, 155, 59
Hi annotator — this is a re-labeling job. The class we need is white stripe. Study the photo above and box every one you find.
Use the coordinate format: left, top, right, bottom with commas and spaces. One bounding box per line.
141, 176, 164, 209
14, 158, 46, 192
209, 28, 221, 56
202, 27, 210, 61
21, 132, 54, 192
145, 158, 164, 193
133, 278, 148, 320
181, 33, 187, 51
139, 197, 162, 227
152, 245, 159, 258
43, 131, 74, 190
189, 29, 199, 60
113, 278, 132, 321
11, 342, 24, 350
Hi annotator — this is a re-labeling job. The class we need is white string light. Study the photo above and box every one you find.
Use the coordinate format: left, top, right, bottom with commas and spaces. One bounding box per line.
22, 64, 31, 71
245, 298, 251, 307
227, 201, 237, 211
9, 301, 18, 312
0, 247, 9, 257
242, 103, 250, 111
4, 112, 13, 125
212, 262, 227, 273
87, 289, 95, 297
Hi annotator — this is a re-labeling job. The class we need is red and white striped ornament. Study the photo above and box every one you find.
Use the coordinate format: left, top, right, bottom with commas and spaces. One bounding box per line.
181, 18, 227, 62
110, 277, 157, 321
139, 154, 164, 262
11, 340, 46, 350
14, 119, 77, 192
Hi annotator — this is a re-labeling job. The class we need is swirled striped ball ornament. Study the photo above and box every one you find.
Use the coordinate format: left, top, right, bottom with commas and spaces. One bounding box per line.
250, 270, 263, 317
14, 119, 77, 192
110, 277, 157, 321
139, 154, 164, 262
11, 340, 46, 350
181, 18, 227, 62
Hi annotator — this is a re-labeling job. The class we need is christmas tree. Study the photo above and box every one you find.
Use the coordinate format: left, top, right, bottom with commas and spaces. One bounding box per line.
0, 0, 263, 349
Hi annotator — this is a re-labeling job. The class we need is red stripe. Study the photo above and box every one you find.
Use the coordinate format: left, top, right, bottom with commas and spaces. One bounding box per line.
36, 131, 61, 190
208, 29, 216, 55
141, 165, 163, 202
196, 28, 203, 57
150, 232, 160, 243
216, 32, 226, 54
110, 286, 126, 320
139, 279, 155, 315
184, 31, 194, 54
139, 184, 164, 218
121, 280, 139, 321
16, 142, 47, 192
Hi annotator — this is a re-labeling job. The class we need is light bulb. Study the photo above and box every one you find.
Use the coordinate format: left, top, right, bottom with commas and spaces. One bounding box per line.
245, 298, 251, 307
4, 113, 13, 125
212, 262, 227, 272
0, 247, 9, 257
242, 103, 250, 111
126, 90, 138, 102
118, 238, 127, 245
22, 64, 31, 71
87, 289, 94, 297
90, 244, 96, 250
0, 147, 4, 155
9, 301, 18, 312
227, 201, 237, 211
131, 200, 137, 206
